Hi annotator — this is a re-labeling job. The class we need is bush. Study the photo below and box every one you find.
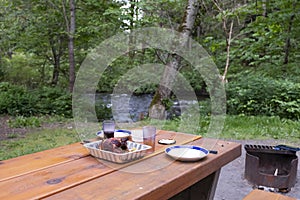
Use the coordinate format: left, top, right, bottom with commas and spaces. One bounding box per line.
8, 116, 41, 128
33, 87, 72, 117
0, 83, 72, 117
226, 75, 300, 120
0, 82, 38, 116
95, 103, 112, 121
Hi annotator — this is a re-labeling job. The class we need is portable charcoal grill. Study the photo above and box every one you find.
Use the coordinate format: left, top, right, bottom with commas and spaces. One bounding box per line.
244, 144, 298, 191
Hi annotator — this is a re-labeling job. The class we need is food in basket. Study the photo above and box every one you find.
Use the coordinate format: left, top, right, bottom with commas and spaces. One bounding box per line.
84, 140, 152, 163
100, 137, 130, 153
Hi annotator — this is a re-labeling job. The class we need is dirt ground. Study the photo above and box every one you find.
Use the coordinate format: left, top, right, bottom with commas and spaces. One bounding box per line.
0, 116, 73, 141
215, 139, 300, 200
0, 115, 28, 140
1, 116, 299, 199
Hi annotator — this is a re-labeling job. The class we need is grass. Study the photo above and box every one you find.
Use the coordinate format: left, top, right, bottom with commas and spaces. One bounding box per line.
0, 128, 80, 160
221, 115, 300, 141
0, 115, 299, 160
147, 115, 300, 141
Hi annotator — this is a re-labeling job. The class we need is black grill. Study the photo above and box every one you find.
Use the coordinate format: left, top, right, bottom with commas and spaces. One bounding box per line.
244, 144, 298, 191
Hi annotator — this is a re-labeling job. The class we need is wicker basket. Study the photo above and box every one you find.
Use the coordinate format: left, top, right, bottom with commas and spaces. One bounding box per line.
84, 140, 151, 163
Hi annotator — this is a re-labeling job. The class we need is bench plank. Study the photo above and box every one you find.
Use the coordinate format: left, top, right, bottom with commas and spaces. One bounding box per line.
243, 189, 296, 200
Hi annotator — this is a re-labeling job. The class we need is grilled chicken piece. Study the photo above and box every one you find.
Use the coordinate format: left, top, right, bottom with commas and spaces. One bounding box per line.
100, 138, 128, 153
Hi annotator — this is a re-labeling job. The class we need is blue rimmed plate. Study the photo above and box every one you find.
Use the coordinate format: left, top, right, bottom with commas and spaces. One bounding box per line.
165, 145, 209, 162
96, 129, 132, 138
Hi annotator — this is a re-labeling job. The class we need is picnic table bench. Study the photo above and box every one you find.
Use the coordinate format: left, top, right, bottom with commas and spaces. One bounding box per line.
0, 130, 241, 200
243, 189, 297, 200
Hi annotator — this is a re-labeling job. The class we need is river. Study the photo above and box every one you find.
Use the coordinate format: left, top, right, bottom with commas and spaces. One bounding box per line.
96, 93, 199, 122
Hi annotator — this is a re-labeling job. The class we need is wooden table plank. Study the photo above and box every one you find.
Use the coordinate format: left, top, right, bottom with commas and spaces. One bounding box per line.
43, 138, 241, 200
0, 156, 110, 200
0, 142, 89, 181
0, 131, 201, 199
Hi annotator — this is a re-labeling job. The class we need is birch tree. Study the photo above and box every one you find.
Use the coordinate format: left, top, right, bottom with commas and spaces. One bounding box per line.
149, 0, 200, 119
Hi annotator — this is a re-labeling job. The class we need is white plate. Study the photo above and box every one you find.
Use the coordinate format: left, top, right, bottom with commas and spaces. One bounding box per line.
96, 130, 131, 138
96, 129, 144, 142
165, 145, 209, 162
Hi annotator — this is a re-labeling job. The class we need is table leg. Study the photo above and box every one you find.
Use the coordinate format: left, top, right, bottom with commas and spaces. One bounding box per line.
169, 169, 221, 200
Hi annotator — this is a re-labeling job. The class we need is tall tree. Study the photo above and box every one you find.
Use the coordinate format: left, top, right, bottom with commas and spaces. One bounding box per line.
212, 0, 239, 83
0, 0, 123, 88
149, 0, 200, 119
62, 0, 76, 92
283, 1, 296, 66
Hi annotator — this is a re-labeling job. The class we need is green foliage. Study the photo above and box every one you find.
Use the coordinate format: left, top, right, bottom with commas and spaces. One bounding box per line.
8, 116, 41, 128
95, 102, 112, 121
230, 0, 300, 69
162, 98, 173, 111
0, 82, 38, 116
226, 74, 300, 120
96, 49, 161, 94
0, 0, 125, 89
0, 82, 72, 117
7, 133, 19, 139
0, 0, 300, 121
33, 87, 72, 117
1, 52, 43, 87
181, 66, 205, 94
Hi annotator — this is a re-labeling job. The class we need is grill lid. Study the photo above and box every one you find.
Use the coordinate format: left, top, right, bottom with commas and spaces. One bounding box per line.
244, 144, 297, 155
273, 144, 300, 152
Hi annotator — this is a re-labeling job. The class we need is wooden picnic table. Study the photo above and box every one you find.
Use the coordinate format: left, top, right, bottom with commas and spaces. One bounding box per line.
0, 130, 241, 200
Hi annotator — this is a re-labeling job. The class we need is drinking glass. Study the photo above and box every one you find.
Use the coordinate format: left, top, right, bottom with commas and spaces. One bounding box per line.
102, 120, 115, 139
143, 126, 156, 153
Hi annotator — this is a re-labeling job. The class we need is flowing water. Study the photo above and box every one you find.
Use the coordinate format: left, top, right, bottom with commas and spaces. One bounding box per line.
95, 93, 199, 122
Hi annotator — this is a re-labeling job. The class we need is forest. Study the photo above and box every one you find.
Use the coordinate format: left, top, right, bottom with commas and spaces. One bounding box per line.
0, 0, 299, 121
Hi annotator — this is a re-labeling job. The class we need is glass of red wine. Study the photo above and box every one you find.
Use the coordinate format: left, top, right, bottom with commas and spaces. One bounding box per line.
102, 120, 115, 139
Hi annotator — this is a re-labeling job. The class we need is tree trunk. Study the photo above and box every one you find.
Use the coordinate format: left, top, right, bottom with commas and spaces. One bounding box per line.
128, 0, 136, 59
50, 36, 64, 86
283, 14, 295, 66
68, 0, 76, 93
51, 52, 60, 86
62, 0, 76, 93
221, 20, 233, 83
212, 0, 235, 83
262, 0, 267, 17
149, 0, 200, 119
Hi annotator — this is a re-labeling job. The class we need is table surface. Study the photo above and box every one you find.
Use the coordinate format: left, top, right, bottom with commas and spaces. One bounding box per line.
0, 130, 241, 200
